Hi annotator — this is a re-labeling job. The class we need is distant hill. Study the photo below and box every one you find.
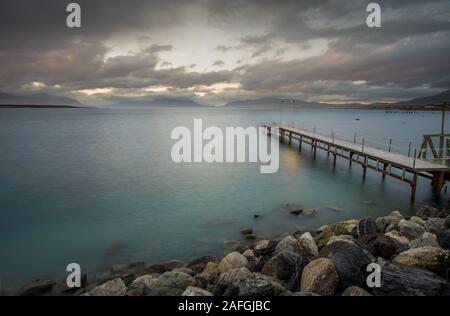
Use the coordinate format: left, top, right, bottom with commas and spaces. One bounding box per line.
399, 89, 450, 105
0, 92, 82, 107
109, 97, 208, 108
224, 98, 325, 108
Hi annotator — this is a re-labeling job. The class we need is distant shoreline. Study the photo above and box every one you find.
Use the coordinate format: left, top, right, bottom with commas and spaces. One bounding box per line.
0, 104, 84, 109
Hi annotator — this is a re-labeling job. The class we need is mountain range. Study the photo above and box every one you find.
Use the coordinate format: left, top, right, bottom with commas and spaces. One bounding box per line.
1, 89, 449, 108
0, 92, 82, 107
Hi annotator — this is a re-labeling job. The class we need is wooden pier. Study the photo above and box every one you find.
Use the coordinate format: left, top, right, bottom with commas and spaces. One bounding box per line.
264, 124, 449, 202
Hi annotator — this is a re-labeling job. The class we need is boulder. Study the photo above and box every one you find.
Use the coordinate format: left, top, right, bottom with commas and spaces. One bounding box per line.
186, 256, 216, 268
274, 236, 300, 255
424, 218, 447, 235
217, 267, 285, 296
410, 216, 426, 228
416, 205, 447, 219
83, 278, 127, 296
162, 260, 184, 271
385, 230, 410, 247
145, 264, 166, 274
356, 233, 400, 259
153, 271, 196, 294
358, 217, 378, 235
297, 232, 319, 257
327, 235, 355, 245
218, 252, 248, 273
131, 274, 158, 290
275, 250, 305, 281
372, 261, 450, 296
319, 241, 374, 289
195, 262, 220, 286
438, 230, 450, 250
17, 279, 55, 296
342, 286, 372, 296
242, 249, 254, 257
182, 286, 213, 296
315, 225, 336, 248
398, 219, 426, 240
261, 256, 277, 277
300, 258, 339, 296
410, 232, 440, 248
253, 239, 279, 257
110, 262, 146, 283
376, 211, 403, 232
292, 291, 320, 296
392, 246, 447, 274
172, 267, 194, 276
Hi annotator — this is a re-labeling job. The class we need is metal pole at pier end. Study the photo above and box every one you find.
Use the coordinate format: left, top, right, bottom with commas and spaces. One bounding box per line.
389, 138, 392, 152
439, 102, 446, 159
354, 132, 357, 144
362, 138, 365, 153
413, 149, 417, 169
408, 141, 412, 157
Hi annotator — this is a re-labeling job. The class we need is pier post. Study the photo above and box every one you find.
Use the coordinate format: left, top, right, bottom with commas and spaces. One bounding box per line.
288, 132, 292, 145
327, 144, 330, 158
313, 141, 317, 159
410, 173, 418, 202
268, 127, 271, 136
431, 172, 445, 195
362, 155, 367, 180
388, 138, 392, 152
349, 152, 353, 166
333, 149, 337, 168
299, 136, 302, 152
382, 163, 387, 179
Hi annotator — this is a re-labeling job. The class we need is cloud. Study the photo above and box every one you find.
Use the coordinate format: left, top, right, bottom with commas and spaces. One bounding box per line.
1, 0, 450, 104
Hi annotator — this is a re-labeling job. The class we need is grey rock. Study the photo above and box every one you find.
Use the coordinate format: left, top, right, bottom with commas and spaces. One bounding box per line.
342, 286, 372, 296
319, 241, 374, 289
410, 232, 440, 248
274, 236, 300, 255
416, 205, 447, 220
358, 217, 378, 235
398, 219, 426, 240
83, 278, 127, 296
356, 233, 403, 259
182, 286, 213, 296
300, 258, 339, 296
372, 261, 450, 296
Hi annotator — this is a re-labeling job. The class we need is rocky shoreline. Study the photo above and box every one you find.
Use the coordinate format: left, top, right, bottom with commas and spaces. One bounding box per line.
6, 205, 450, 296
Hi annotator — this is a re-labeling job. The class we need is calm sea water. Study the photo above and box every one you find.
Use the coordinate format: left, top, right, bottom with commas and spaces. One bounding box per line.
0, 107, 448, 287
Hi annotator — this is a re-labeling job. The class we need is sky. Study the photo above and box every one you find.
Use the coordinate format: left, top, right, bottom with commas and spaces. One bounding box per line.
0, 0, 450, 106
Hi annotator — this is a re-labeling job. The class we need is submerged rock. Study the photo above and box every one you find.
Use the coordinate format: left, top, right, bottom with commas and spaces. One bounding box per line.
241, 227, 253, 235
223, 240, 240, 250
300, 258, 339, 296
17, 279, 55, 296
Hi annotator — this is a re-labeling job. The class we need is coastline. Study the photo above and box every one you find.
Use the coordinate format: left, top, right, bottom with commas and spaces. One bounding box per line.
6, 204, 450, 296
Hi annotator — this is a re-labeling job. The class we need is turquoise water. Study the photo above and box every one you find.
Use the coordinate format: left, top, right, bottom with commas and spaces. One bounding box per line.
0, 107, 448, 287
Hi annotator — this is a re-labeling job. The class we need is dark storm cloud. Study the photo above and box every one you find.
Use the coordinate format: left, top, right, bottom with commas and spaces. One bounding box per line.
0, 0, 449, 103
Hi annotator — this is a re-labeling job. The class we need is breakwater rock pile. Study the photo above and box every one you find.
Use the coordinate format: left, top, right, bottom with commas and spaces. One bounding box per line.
10, 205, 450, 296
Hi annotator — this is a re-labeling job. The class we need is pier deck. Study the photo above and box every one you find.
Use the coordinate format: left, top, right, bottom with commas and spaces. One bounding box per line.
264, 124, 449, 201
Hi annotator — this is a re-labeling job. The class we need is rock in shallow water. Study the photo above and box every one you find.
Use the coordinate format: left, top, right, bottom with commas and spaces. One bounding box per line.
416, 205, 447, 220
152, 271, 196, 295
17, 279, 55, 296
300, 258, 339, 296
